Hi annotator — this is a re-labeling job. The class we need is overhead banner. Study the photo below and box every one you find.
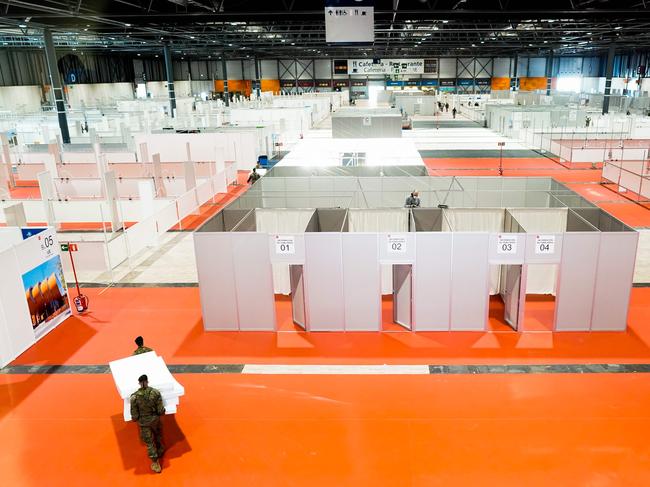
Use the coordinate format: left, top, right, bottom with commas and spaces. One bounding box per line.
347, 59, 425, 75
325, 0, 374, 44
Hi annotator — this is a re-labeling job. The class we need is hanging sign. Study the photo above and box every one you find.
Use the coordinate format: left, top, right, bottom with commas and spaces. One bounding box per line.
275, 235, 295, 255
348, 59, 424, 75
387, 235, 407, 253
325, 0, 374, 43
497, 235, 518, 254
535, 235, 556, 254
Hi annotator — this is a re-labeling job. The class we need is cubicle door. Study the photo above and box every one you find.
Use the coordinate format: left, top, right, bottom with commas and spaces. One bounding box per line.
501, 264, 523, 330
289, 264, 307, 330
393, 264, 413, 330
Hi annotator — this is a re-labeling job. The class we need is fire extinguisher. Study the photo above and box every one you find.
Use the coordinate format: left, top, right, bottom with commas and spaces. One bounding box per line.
66, 244, 89, 313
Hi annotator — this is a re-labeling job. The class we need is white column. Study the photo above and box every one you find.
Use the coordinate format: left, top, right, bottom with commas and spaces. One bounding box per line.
0, 133, 15, 189
103, 170, 122, 232
37, 171, 56, 227
152, 153, 167, 197
3, 202, 27, 227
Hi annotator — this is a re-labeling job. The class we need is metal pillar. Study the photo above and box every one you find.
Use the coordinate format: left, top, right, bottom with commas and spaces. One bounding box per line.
43, 29, 70, 144
254, 57, 261, 97
603, 43, 617, 115
511, 53, 518, 91
221, 57, 229, 106
545, 50, 554, 96
163, 44, 176, 117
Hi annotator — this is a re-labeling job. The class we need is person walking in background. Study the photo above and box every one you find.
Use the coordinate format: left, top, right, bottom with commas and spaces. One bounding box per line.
405, 190, 421, 208
445, 102, 449, 112
452, 107, 457, 119
133, 336, 153, 356
131, 374, 165, 473
247, 167, 261, 184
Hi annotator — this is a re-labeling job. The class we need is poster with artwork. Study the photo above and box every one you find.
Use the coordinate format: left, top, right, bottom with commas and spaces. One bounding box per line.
21, 254, 70, 335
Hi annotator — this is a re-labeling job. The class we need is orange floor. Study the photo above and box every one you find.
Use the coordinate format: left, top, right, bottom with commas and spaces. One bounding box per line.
12, 286, 650, 366
3, 371, 650, 486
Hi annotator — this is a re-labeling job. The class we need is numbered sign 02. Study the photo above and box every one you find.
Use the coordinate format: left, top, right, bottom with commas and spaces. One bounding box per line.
497, 235, 517, 254
387, 235, 407, 253
275, 236, 295, 255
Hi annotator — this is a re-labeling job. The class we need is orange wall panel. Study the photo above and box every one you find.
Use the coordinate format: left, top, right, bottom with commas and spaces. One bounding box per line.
519, 77, 547, 91
491, 77, 510, 91
260, 79, 280, 94
213, 80, 253, 96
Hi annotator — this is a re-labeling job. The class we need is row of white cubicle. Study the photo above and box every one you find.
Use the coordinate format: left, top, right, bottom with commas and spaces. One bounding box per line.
194, 176, 638, 334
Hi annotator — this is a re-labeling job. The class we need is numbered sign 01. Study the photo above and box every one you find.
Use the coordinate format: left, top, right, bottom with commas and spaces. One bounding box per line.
275, 236, 295, 255
497, 235, 517, 254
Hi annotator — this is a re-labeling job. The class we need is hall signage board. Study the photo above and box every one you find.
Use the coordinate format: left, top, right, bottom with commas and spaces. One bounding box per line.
325, 0, 374, 43
348, 59, 425, 75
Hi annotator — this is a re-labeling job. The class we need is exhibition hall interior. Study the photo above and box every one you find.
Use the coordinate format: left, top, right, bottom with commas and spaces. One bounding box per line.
3, 0, 650, 484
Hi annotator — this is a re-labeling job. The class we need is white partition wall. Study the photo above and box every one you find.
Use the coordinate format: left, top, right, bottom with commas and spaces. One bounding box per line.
231, 232, 276, 330
591, 232, 638, 331
342, 233, 381, 331
413, 233, 453, 331
194, 233, 239, 331
450, 233, 490, 331
555, 232, 601, 331
304, 233, 345, 331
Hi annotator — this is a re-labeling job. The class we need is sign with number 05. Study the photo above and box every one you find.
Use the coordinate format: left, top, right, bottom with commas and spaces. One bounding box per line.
387, 235, 407, 253
275, 236, 295, 255
497, 235, 517, 254
535, 235, 555, 254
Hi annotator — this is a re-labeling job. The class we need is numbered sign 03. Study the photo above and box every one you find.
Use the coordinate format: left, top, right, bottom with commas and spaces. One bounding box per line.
497, 235, 517, 254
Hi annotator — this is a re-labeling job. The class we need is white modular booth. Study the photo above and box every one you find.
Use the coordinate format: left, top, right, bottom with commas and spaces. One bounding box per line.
393, 92, 439, 116
332, 108, 403, 138
194, 176, 638, 333
0, 227, 72, 367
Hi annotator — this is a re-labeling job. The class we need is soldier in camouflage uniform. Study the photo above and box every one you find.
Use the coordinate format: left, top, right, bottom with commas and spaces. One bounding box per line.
133, 336, 154, 356
130, 374, 165, 473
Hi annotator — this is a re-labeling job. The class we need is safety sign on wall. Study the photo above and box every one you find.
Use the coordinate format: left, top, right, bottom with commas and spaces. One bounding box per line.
387, 235, 407, 253
275, 236, 295, 255
497, 235, 518, 254
535, 235, 556, 254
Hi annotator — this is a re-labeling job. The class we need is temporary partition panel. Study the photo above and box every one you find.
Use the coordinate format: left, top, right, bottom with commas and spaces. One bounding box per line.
413, 232, 453, 331
303, 233, 345, 331
445, 208, 505, 294
194, 233, 239, 330
289, 264, 307, 329
231, 232, 276, 330
591, 232, 638, 330
349, 209, 409, 294
450, 233, 490, 331
555, 232, 600, 331
508, 208, 567, 294
393, 264, 413, 329
341, 234, 381, 331
256, 209, 315, 294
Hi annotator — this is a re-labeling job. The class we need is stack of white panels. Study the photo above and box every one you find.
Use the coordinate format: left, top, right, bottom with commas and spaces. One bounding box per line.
109, 351, 184, 421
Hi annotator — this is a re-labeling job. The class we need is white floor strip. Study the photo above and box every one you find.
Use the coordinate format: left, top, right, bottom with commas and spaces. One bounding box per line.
242, 364, 430, 375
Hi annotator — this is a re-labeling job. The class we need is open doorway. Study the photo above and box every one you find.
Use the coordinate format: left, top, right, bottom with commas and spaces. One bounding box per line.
382, 264, 413, 331
520, 264, 558, 332
289, 264, 307, 330
488, 264, 526, 331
